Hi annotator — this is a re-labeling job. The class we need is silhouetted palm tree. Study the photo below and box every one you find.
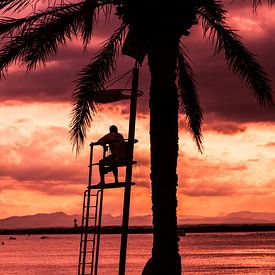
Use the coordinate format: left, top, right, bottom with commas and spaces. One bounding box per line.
0, 0, 273, 274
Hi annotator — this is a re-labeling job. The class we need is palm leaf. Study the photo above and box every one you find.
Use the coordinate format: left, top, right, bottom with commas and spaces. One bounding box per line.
198, 0, 273, 106
0, 3, 84, 38
177, 45, 203, 153
0, 0, 64, 12
0, 0, 39, 12
80, 0, 97, 47
69, 23, 126, 153
0, 0, 99, 75
253, 0, 275, 10
0, 0, 114, 13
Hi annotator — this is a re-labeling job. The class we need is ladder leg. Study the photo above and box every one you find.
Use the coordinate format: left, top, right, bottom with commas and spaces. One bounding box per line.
82, 188, 92, 275
94, 189, 104, 275
78, 190, 88, 275
91, 190, 101, 274
78, 188, 102, 275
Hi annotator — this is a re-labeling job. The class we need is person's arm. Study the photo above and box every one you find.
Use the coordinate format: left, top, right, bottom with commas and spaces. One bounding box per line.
98, 133, 110, 143
119, 133, 124, 141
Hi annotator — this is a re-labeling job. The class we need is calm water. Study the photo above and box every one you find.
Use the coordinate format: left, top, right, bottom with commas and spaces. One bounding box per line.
1, 232, 275, 274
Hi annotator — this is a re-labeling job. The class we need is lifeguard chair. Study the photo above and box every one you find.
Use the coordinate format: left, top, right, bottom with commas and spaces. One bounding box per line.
97, 139, 138, 185
77, 65, 142, 275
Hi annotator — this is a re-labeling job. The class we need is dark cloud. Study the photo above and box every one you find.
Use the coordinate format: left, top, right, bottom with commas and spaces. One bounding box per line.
0, 46, 90, 102
184, 181, 237, 197
263, 141, 275, 147
0, 127, 88, 195
0, 3, 274, 124
176, 153, 270, 197
19, 180, 83, 196
0, 165, 84, 183
184, 179, 273, 197
247, 158, 260, 162
204, 121, 247, 134
227, 165, 247, 171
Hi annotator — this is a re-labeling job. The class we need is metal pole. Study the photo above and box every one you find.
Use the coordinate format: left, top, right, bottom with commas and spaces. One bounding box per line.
118, 65, 139, 275
78, 189, 87, 275
94, 189, 103, 275
91, 189, 100, 275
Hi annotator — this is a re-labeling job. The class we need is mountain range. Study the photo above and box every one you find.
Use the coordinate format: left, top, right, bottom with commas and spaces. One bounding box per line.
1, 211, 275, 229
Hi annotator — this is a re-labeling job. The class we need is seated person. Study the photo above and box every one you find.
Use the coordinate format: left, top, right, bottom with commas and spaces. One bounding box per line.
97, 125, 125, 184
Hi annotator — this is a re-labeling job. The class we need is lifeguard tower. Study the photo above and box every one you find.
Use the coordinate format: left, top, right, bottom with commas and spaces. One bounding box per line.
77, 65, 142, 275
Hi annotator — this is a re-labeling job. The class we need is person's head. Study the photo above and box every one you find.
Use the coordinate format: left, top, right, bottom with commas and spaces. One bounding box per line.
109, 125, 118, 133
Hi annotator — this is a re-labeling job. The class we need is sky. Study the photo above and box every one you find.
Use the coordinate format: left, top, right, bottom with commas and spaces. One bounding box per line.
0, 1, 274, 221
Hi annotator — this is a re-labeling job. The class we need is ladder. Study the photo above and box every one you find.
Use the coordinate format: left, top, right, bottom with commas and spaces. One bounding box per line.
78, 188, 101, 275
78, 142, 105, 275
77, 142, 137, 275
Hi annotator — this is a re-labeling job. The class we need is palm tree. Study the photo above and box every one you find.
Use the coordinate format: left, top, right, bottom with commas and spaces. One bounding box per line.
0, 0, 273, 274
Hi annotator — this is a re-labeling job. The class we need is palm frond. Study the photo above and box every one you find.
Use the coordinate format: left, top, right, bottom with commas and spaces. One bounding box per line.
198, 0, 274, 106
177, 45, 203, 153
69, 23, 126, 153
0, 0, 114, 13
80, 0, 97, 47
0, 0, 65, 12
253, 0, 275, 10
0, 0, 38, 12
0, 3, 83, 38
0, 1, 99, 76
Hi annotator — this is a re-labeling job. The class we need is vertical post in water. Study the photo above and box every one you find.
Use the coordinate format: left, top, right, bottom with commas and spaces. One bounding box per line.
119, 65, 139, 275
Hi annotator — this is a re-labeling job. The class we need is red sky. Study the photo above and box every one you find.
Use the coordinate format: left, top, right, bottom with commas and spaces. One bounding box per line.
0, 1, 274, 220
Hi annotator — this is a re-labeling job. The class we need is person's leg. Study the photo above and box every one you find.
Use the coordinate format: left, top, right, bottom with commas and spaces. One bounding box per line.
98, 155, 115, 184
99, 159, 105, 184
112, 166, 119, 183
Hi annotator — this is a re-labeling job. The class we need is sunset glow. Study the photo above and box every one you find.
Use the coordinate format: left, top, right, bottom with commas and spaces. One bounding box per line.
0, 1, 274, 223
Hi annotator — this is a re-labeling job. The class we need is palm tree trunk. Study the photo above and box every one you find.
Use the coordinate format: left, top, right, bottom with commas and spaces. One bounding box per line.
145, 32, 181, 274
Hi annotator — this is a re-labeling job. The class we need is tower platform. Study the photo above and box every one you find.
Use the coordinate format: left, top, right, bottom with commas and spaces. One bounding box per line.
89, 182, 135, 190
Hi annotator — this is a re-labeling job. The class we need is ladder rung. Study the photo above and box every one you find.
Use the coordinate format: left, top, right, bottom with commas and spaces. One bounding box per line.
79, 262, 92, 265
85, 193, 98, 196
80, 250, 93, 254
81, 239, 94, 242
80, 250, 93, 253
83, 205, 96, 208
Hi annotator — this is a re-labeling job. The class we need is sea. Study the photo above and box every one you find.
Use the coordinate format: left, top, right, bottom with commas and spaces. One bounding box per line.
1, 232, 275, 274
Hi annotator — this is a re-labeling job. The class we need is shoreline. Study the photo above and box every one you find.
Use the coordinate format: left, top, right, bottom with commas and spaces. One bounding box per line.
2, 224, 275, 235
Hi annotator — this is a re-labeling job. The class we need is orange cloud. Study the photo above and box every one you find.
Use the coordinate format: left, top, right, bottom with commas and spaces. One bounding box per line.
1, 0, 275, 222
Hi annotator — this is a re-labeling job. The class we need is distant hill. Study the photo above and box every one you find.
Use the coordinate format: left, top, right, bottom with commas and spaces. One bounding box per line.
1, 211, 275, 229
0, 212, 81, 229
178, 211, 275, 225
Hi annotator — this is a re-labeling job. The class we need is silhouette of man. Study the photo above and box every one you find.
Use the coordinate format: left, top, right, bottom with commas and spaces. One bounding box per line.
98, 125, 125, 184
